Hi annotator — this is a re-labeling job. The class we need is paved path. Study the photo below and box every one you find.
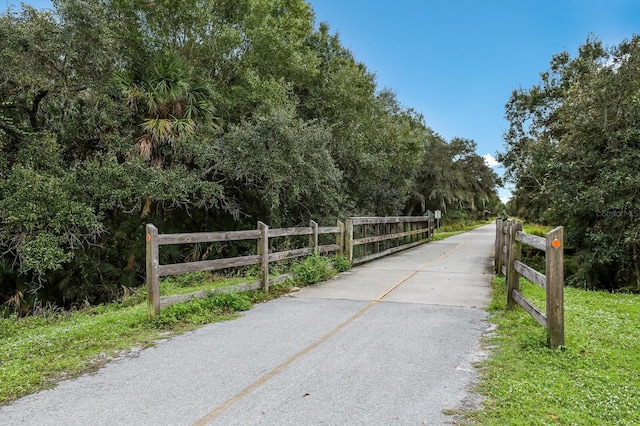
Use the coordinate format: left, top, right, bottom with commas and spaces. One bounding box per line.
1, 224, 495, 425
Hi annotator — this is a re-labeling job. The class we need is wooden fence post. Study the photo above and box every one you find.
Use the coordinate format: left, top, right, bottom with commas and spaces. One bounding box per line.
257, 221, 269, 292
498, 219, 505, 275
146, 224, 160, 318
506, 221, 522, 309
546, 226, 565, 348
495, 218, 501, 273
337, 220, 345, 255
345, 218, 353, 262
499, 219, 510, 276
310, 220, 319, 254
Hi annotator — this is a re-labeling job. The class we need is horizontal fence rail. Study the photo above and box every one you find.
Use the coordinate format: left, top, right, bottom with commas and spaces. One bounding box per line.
146, 220, 344, 318
147, 216, 437, 318
345, 216, 434, 265
495, 218, 564, 348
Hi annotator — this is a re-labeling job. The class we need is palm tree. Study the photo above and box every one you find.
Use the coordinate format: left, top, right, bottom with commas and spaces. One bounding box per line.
117, 55, 218, 216
118, 55, 217, 168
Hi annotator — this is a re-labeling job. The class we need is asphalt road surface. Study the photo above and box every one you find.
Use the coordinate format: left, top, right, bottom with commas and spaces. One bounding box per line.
1, 224, 495, 425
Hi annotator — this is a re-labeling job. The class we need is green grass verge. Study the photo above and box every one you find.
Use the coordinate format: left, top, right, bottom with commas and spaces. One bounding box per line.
467, 276, 640, 425
431, 220, 492, 241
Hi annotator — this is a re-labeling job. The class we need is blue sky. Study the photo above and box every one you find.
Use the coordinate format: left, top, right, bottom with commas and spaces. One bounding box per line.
5, 0, 640, 202
307, 0, 640, 202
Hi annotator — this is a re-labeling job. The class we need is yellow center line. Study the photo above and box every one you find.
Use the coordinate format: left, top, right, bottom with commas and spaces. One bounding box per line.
193, 242, 465, 425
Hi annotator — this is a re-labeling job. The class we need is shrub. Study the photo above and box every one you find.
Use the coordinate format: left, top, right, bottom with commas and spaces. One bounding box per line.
332, 255, 351, 272
293, 255, 335, 285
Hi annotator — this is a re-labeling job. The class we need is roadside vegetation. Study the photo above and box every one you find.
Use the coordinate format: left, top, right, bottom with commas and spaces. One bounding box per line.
501, 35, 640, 292
467, 276, 640, 425
0, 0, 501, 315
431, 219, 493, 241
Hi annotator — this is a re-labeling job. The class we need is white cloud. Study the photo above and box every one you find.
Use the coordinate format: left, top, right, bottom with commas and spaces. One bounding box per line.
498, 188, 512, 205
483, 153, 499, 168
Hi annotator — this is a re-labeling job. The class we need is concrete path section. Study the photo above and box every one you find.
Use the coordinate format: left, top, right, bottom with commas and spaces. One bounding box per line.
294, 224, 494, 308
0, 224, 496, 425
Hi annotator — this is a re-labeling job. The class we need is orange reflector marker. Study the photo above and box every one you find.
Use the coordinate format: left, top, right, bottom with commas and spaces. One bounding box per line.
551, 239, 561, 249
146, 234, 151, 242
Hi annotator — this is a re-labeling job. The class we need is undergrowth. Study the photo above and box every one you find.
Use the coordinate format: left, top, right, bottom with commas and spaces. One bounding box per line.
293, 254, 336, 285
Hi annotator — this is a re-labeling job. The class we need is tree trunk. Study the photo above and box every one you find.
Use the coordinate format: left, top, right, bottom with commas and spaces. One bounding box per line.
141, 195, 152, 218
404, 199, 417, 216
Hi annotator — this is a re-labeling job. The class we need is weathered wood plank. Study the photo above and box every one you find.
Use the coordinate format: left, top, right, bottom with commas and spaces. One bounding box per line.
268, 227, 313, 238
311, 221, 319, 253
160, 281, 262, 307
318, 244, 340, 253
501, 264, 507, 275
157, 229, 261, 245
258, 222, 269, 292
146, 224, 160, 318
495, 218, 501, 273
546, 226, 565, 348
514, 260, 546, 289
352, 248, 391, 265
268, 247, 314, 262
336, 221, 345, 255
515, 231, 546, 252
318, 226, 340, 234
352, 227, 428, 245
159, 274, 294, 308
350, 216, 430, 225
512, 289, 547, 328
159, 255, 263, 276
345, 218, 353, 262
507, 222, 523, 309
157, 226, 339, 245
352, 238, 427, 265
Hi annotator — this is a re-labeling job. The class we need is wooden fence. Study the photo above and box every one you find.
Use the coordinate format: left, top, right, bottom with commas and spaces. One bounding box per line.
145, 220, 344, 317
495, 218, 564, 348
345, 216, 434, 265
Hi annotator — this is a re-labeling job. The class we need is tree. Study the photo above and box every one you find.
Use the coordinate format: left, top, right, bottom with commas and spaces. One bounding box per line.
408, 133, 500, 219
1, 0, 502, 311
501, 35, 640, 290
0, 2, 121, 307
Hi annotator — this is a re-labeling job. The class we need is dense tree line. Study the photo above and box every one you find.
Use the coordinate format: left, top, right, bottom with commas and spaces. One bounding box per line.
0, 0, 499, 311
501, 35, 640, 291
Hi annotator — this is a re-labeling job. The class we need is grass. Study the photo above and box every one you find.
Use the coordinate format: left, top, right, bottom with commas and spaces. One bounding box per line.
159, 272, 255, 296
523, 222, 552, 237
466, 276, 640, 425
431, 219, 492, 241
